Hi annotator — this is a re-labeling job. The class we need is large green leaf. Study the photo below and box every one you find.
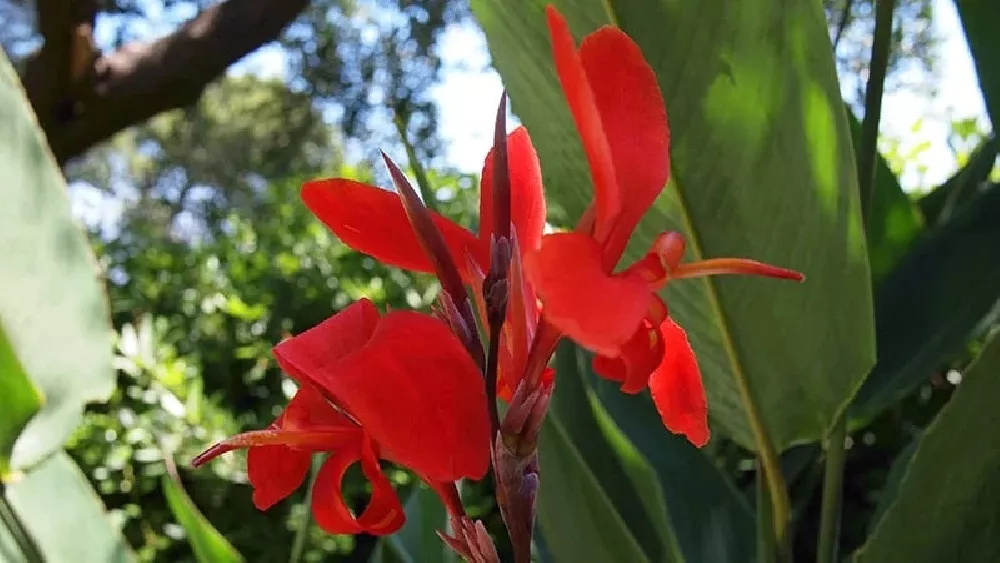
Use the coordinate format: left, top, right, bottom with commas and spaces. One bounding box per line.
579, 350, 756, 563
370, 483, 456, 563
0, 50, 114, 470
849, 183, 1000, 424
844, 108, 924, 281
162, 458, 243, 563
0, 328, 42, 481
955, 0, 1000, 129
536, 342, 754, 563
852, 333, 1000, 563
472, 0, 874, 451
0, 451, 134, 562
536, 342, 658, 562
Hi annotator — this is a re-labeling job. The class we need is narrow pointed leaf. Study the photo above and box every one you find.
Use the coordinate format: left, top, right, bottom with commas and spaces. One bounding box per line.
849, 183, 1000, 425
852, 333, 1000, 563
162, 458, 244, 563
918, 135, 998, 225
955, 0, 1000, 129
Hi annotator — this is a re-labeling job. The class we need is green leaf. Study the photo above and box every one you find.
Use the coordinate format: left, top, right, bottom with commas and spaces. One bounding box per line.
162, 459, 243, 563
370, 483, 456, 563
541, 342, 672, 562
0, 50, 114, 471
471, 0, 874, 451
0, 451, 134, 562
849, 183, 1000, 425
844, 108, 925, 281
918, 136, 998, 226
0, 327, 42, 481
955, 0, 1000, 129
852, 333, 1000, 563
536, 417, 652, 563
536, 342, 754, 563
579, 349, 757, 563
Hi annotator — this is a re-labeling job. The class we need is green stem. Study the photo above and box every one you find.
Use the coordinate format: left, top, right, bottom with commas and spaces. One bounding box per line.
392, 113, 437, 212
288, 454, 324, 563
756, 460, 777, 563
817, 414, 847, 563
0, 483, 44, 563
857, 0, 897, 226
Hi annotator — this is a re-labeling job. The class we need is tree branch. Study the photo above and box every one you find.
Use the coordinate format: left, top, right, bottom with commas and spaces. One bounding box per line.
31, 0, 311, 164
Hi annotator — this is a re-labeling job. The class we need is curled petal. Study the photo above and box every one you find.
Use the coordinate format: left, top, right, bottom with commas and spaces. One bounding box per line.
301, 179, 479, 275
546, 6, 620, 241
480, 127, 547, 256
526, 233, 651, 357
649, 318, 710, 447
578, 26, 671, 268
246, 445, 311, 511
311, 436, 405, 535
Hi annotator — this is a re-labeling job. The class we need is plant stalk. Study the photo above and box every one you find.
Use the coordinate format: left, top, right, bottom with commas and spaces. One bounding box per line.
817, 415, 847, 563
756, 460, 777, 563
0, 483, 44, 563
857, 0, 897, 226
289, 454, 324, 563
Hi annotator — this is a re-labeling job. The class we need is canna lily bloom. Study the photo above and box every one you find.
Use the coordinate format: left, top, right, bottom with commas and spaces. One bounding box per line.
300, 125, 547, 399
525, 7, 803, 447
192, 298, 489, 535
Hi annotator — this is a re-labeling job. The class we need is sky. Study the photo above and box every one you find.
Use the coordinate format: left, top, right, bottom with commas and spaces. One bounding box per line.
73, 0, 992, 229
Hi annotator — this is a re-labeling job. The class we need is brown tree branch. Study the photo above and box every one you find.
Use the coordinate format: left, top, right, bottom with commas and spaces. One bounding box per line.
31, 0, 311, 164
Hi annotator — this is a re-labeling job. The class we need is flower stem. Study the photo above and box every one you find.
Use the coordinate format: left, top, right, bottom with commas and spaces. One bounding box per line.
817, 414, 847, 563
484, 322, 502, 436
0, 483, 44, 563
288, 454, 324, 563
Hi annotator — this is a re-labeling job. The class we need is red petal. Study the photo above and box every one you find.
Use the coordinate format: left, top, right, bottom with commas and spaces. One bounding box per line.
301, 179, 480, 274
480, 127, 547, 255
311, 436, 405, 535
247, 445, 311, 510
579, 27, 670, 268
592, 317, 664, 394
192, 386, 360, 468
648, 318, 710, 447
525, 233, 652, 357
273, 299, 381, 392
546, 6, 620, 241
285, 309, 489, 482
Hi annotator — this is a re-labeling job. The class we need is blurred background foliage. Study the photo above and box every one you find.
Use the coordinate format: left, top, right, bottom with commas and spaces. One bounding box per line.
1, 0, 998, 561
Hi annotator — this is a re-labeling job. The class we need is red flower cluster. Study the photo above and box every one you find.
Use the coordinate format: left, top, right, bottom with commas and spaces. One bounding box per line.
193, 299, 488, 534
193, 3, 803, 548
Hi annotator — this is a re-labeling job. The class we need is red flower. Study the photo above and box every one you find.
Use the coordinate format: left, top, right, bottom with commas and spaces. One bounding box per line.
192, 298, 489, 535
300, 128, 547, 398
525, 7, 803, 447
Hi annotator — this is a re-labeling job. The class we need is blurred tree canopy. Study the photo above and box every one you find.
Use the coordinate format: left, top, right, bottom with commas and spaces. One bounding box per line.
1, 0, 932, 166
0, 0, 462, 165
